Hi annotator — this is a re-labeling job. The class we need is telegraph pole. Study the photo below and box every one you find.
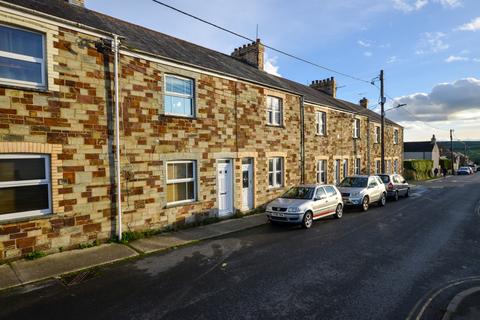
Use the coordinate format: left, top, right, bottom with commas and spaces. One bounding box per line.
450, 129, 454, 174
380, 70, 385, 174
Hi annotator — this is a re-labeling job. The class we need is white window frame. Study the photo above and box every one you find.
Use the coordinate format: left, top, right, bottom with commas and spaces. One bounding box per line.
355, 158, 361, 175
342, 159, 348, 178
0, 24, 46, 89
334, 159, 341, 184
166, 160, 197, 205
394, 159, 399, 174
0, 154, 51, 221
394, 129, 399, 144
353, 118, 361, 138
316, 160, 327, 184
268, 157, 283, 188
315, 111, 326, 135
266, 96, 283, 126
374, 126, 380, 144
375, 160, 381, 174
164, 74, 195, 118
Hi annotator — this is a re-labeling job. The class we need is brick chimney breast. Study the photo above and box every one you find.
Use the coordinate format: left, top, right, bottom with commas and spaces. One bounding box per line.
231, 39, 264, 71
359, 97, 369, 108
309, 77, 336, 98
66, 0, 85, 7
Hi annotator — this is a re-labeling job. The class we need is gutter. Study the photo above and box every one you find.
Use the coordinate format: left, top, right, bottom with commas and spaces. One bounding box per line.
300, 96, 305, 184
112, 35, 123, 241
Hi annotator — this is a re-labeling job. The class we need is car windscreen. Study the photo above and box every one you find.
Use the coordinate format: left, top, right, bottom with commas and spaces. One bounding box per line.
281, 187, 315, 199
379, 175, 390, 183
339, 177, 368, 188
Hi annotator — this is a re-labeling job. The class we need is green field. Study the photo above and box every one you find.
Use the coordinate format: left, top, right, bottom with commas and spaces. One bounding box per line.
438, 141, 480, 164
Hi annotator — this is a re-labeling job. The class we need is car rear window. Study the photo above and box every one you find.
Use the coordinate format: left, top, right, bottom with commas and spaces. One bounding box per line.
324, 186, 337, 197
379, 175, 390, 183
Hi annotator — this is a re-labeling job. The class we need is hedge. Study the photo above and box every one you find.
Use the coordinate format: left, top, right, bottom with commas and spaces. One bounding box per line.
439, 158, 452, 171
403, 160, 433, 181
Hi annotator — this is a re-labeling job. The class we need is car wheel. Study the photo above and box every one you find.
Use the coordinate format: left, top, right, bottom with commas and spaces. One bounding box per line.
302, 211, 313, 229
378, 193, 386, 206
393, 191, 399, 201
361, 196, 369, 212
335, 204, 343, 219
405, 188, 410, 197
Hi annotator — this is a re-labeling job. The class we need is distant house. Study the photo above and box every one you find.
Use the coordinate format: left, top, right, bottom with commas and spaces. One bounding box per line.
404, 135, 440, 172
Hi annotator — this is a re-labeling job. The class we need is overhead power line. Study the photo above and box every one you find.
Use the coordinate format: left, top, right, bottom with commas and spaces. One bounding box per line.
151, 0, 372, 84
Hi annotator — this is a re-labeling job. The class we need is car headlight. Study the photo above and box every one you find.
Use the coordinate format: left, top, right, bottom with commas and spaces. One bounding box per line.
351, 192, 361, 197
287, 207, 300, 213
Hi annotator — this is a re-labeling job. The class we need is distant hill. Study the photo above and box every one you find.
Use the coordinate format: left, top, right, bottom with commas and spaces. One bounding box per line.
437, 141, 480, 164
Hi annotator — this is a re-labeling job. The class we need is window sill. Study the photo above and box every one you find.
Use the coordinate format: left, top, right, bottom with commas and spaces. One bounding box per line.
161, 114, 197, 120
266, 124, 284, 129
268, 186, 284, 191
315, 133, 327, 137
0, 83, 49, 94
165, 200, 201, 209
0, 213, 53, 225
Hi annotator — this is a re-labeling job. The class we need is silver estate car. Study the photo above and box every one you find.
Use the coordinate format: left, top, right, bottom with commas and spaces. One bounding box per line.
266, 184, 343, 229
337, 175, 387, 212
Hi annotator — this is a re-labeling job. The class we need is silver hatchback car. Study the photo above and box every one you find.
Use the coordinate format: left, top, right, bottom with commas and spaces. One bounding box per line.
337, 175, 387, 211
266, 184, 344, 229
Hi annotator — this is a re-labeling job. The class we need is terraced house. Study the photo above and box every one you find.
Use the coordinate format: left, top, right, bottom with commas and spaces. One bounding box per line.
0, 0, 403, 260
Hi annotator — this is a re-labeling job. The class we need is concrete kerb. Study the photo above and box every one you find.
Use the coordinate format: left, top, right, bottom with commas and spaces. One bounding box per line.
0, 213, 268, 292
442, 287, 480, 320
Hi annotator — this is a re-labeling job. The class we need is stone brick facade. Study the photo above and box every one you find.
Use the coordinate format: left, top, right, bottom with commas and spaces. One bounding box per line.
0, 4, 403, 261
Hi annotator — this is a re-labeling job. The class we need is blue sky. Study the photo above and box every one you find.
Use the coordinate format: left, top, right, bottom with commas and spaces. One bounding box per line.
88, 0, 480, 142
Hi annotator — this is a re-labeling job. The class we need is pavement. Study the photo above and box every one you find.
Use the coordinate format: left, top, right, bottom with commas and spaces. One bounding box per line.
1, 174, 479, 319
0, 213, 267, 292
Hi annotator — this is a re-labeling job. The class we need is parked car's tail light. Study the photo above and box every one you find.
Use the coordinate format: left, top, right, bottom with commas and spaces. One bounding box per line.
387, 182, 394, 190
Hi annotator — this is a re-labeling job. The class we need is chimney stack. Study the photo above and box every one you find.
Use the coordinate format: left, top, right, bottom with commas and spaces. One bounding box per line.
359, 97, 369, 108
65, 0, 85, 7
309, 77, 337, 98
431, 134, 437, 144
231, 39, 264, 71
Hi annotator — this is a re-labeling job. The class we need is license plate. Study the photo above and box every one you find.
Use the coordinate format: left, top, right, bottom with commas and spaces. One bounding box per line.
272, 212, 285, 217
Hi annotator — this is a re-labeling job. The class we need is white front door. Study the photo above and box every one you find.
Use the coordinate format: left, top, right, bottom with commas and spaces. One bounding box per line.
241, 159, 253, 210
217, 159, 233, 216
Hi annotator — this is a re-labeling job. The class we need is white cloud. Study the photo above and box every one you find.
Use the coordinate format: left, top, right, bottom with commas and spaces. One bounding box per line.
435, 0, 462, 8
456, 17, 480, 31
393, 0, 428, 12
415, 32, 449, 54
473, 58, 480, 63
364, 51, 373, 57
357, 40, 371, 47
264, 53, 281, 77
387, 56, 398, 63
389, 78, 480, 123
445, 55, 468, 62
393, 0, 461, 12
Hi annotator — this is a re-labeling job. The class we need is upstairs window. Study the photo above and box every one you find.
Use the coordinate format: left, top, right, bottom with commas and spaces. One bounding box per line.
394, 129, 399, 144
315, 111, 326, 135
353, 118, 360, 138
0, 24, 45, 88
374, 126, 380, 144
0, 154, 51, 221
164, 75, 195, 117
267, 96, 282, 126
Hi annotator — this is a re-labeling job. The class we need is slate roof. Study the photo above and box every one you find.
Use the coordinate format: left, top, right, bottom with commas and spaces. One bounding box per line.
2, 0, 399, 126
404, 142, 436, 153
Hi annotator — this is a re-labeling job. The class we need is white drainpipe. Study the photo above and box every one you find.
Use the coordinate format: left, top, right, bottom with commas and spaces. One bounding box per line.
112, 35, 123, 241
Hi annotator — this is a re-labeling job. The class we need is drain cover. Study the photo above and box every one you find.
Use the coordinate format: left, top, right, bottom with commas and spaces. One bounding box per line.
61, 268, 100, 286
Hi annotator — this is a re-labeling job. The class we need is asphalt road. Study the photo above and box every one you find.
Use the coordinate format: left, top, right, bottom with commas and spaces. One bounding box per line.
1, 174, 480, 320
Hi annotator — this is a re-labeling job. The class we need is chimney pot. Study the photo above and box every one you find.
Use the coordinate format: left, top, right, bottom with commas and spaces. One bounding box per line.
359, 97, 369, 108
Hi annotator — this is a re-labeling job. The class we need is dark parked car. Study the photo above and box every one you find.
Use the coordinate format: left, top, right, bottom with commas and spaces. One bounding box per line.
378, 174, 410, 201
